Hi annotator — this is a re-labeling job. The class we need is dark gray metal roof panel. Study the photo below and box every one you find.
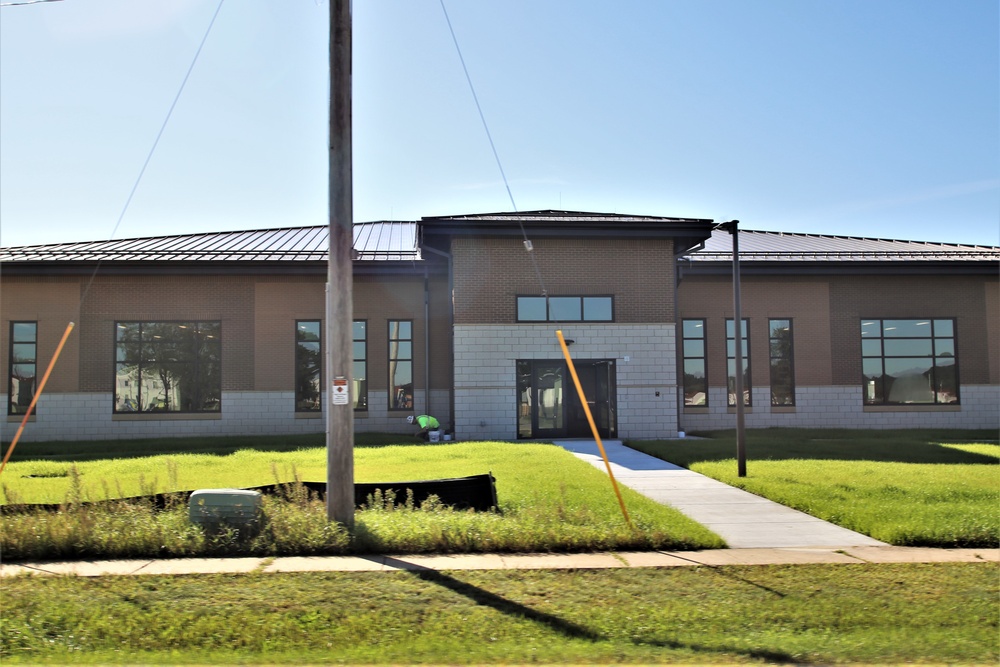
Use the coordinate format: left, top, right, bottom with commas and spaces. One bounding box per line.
0, 222, 421, 263
684, 229, 1000, 262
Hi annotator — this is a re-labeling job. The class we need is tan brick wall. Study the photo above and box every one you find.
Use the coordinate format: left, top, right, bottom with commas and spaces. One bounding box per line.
986, 279, 999, 385
76, 275, 256, 392
0, 277, 83, 393
677, 276, 833, 388
829, 275, 993, 386
252, 274, 453, 395
452, 237, 676, 324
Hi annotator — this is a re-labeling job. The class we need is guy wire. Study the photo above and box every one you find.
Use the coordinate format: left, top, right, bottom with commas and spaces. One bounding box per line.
80, 0, 227, 306
438, 0, 552, 308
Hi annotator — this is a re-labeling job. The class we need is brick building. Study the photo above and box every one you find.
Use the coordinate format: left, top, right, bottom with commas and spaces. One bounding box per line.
2, 210, 997, 442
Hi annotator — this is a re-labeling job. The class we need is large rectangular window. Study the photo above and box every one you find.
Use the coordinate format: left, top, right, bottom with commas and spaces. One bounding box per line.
726, 318, 751, 407
861, 318, 958, 405
295, 321, 321, 412
768, 319, 795, 406
681, 319, 707, 406
353, 320, 367, 410
517, 296, 613, 322
8, 322, 37, 415
115, 322, 221, 413
388, 320, 413, 410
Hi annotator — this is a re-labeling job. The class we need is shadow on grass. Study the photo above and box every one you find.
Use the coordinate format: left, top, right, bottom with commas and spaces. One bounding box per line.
628, 428, 999, 467
0, 432, 444, 463
382, 557, 799, 663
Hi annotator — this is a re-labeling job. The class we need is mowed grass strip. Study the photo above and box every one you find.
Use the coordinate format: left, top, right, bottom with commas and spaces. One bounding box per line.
0, 440, 724, 560
628, 428, 999, 547
2, 563, 996, 665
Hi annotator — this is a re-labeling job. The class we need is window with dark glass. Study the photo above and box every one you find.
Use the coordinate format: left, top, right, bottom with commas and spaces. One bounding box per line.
353, 320, 367, 410
295, 321, 321, 412
8, 322, 37, 415
681, 319, 707, 406
861, 318, 958, 405
114, 322, 221, 413
726, 318, 751, 406
516, 296, 613, 322
388, 320, 413, 410
768, 319, 795, 406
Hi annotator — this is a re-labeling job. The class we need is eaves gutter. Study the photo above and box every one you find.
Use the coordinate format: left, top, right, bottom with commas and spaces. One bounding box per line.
676, 259, 1000, 277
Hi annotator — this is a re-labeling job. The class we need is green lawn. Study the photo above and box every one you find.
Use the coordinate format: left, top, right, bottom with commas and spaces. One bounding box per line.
2, 563, 996, 664
628, 428, 999, 547
0, 436, 724, 560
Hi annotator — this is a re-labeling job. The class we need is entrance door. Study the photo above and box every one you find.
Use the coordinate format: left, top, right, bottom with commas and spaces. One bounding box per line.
517, 359, 616, 439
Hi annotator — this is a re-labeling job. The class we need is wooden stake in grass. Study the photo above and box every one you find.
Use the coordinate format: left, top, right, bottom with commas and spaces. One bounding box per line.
0, 321, 75, 476
556, 329, 633, 530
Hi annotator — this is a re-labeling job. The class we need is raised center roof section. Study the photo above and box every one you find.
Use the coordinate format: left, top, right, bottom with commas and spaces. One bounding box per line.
420, 209, 715, 254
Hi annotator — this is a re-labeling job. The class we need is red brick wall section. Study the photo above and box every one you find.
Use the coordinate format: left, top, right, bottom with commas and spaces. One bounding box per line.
829, 274, 992, 386
452, 237, 676, 324
986, 280, 999, 385
77, 275, 256, 392
0, 277, 83, 393
677, 276, 833, 388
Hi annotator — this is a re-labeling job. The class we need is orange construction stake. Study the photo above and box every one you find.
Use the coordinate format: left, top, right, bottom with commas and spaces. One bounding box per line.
556, 329, 633, 529
0, 321, 75, 476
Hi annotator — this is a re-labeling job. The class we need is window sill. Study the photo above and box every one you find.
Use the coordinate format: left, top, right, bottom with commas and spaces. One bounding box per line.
770, 406, 797, 413
727, 407, 754, 414
683, 407, 709, 414
295, 412, 323, 419
863, 404, 961, 412
113, 413, 222, 421
7, 414, 36, 423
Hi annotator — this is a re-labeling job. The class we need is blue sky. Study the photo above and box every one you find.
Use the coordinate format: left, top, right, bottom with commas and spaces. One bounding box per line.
1, 0, 997, 248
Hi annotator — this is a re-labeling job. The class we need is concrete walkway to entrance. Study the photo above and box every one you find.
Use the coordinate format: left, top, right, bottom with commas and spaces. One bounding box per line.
553, 439, 888, 549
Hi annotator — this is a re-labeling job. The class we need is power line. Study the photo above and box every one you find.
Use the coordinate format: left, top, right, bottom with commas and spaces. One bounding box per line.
438, 0, 551, 305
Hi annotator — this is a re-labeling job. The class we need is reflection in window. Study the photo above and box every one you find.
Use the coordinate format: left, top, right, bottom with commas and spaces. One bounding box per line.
8, 322, 37, 415
516, 296, 613, 322
114, 322, 221, 413
353, 320, 367, 410
295, 321, 321, 412
769, 319, 795, 406
861, 318, 958, 405
681, 319, 707, 406
726, 319, 751, 407
388, 320, 413, 410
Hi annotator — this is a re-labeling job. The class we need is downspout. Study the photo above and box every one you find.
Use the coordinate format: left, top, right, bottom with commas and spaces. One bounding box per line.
423, 265, 431, 418
421, 243, 455, 434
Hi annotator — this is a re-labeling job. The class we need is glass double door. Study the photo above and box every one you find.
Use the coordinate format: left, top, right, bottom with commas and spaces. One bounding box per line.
517, 359, 616, 439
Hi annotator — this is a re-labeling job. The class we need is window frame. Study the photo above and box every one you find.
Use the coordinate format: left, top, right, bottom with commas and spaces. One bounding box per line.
387, 319, 414, 411
681, 319, 708, 407
113, 320, 222, 414
768, 319, 795, 406
726, 318, 751, 407
353, 319, 368, 411
8, 321, 38, 416
516, 295, 614, 323
860, 318, 959, 405
295, 320, 322, 413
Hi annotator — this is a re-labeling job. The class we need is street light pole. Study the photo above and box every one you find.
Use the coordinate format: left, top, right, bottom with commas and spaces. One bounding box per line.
326, 0, 354, 525
725, 220, 747, 477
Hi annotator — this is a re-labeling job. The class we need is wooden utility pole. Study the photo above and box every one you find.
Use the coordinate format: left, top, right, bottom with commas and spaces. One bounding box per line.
326, 0, 354, 525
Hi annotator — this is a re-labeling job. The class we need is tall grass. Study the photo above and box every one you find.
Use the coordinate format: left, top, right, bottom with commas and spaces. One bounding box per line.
0, 440, 724, 560
628, 428, 999, 547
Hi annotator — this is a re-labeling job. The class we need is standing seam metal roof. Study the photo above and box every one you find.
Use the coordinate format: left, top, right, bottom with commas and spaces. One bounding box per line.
0, 222, 996, 263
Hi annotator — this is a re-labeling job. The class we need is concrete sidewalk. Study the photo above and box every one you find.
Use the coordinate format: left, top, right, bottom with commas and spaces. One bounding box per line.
2, 546, 996, 578
554, 439, 889, 549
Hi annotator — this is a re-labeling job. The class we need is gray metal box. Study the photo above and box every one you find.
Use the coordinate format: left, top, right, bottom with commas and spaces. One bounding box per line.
189, 488, 262, 528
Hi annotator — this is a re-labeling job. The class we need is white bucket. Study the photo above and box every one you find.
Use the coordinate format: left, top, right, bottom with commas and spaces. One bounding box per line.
428, 430, 441, 442
443, 434, 452, 441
